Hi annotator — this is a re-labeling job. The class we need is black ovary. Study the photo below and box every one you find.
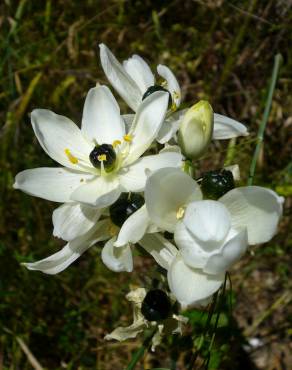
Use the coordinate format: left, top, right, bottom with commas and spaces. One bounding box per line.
201, 169, 235, 199
109, 193, 144, 227
141, 289, 171, 321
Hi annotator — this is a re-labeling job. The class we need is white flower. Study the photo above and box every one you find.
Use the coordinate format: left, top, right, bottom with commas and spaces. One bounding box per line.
14, 85, 182, 208
140, 167, 283, 307
23, 200, 157, 275
99, 44, 248, 144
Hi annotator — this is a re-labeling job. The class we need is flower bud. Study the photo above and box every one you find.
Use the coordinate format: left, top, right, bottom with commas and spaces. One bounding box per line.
178, 100, 214, 159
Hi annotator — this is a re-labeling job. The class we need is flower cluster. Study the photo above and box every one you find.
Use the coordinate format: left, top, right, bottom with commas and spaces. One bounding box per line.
14, 44, 283, 344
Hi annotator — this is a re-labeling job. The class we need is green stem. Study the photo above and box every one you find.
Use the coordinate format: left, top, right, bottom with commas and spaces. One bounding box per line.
248, 54, 282, 185
125, 328, 156, 370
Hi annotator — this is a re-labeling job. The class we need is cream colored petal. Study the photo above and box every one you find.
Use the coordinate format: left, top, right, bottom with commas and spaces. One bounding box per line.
101, 238, 133, 272
167, 254, 224, 308
23, 220, 110, 274
219, 186, 283, 245
139, 233, 177, 270
203, 229, 248, 275
99, 44, 142, 111
119, 149, 182, 192
70, 175, 121, 207
183, 200, 231, 244
14, 167, 94, 202
122, 91, 169, 166
123, 54, 154, 93
81, 85, 125, 144
213, 113, 248, 139
31, 109, 92, 171
52, 202, 101, 241
157, 64, 181, 107
115, 205, 149, 247
145, 168, 202, 232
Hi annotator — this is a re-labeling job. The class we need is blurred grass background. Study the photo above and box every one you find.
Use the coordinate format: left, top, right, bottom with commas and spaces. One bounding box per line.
0, 0, 291, 369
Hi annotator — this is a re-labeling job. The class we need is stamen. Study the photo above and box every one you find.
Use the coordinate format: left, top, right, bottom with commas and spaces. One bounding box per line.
176, 207, 185, 220
97, 154, 107, 161
108, 223, 119, 237
65, 148, 78, 164
123, 134, 133, 142
112, 140, 122, 148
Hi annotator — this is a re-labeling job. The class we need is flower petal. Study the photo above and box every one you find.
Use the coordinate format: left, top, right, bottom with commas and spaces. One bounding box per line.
203, 229, 248, 275
119, 148, 182, 192
14, 167, 94, 202
174, 221, 210, 269
52, 202, 101, 241
167, 254, 224, 308
123, 54, 154, 93
105, 318, 145, 341
115, 205, 149, 247
99, 44, 142, 111
31, 109, 92, 170
139, 233, 177, 270
219, 186, 283, 245
213, 113, 248, 139
23, 220, 110, 274
156, 109, 186, 144
101, 237, 133, 272
145, 168, 202, 232
183, 200, 231, 245
81, 85, 125, 144
122, 91, 169, 166
157, 64, 181, 107
71, 175, 121, 207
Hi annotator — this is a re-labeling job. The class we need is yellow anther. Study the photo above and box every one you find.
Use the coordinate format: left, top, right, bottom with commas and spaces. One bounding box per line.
98, 154, 107, 161
123, 134, 133, 142
173, 91, 180, 99
108, 223, 119, 237
112, 140, 121, 148
171, 102, 178, 112
65, 148, 78, 164
176, 207, 185, 220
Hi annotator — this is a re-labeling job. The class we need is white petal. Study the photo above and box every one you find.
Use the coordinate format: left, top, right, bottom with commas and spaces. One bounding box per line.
174, 221, 210, 269
145, 168, 202, 232
81, 86, 125, 144
167, 254, 224, 308
115, 205, 149, 247
119, 149, 182, 192
52, 202, 101, 241
99, 44, 142, 111
71, 175, 121, 207
122, 114, 134, 132
156, 109, 186, 144
24, 220, 110, 274
183, 200, 231, 244
101, 237, 133, 272
14, 167, 94, 202
219, 186, 283, 245
31, 109, 92, 170
139, 233, 177, 270
213, 113, 248, 139
204, 229, 248, 275
123, 54, 154, 93
157, 64, 181, 107
122, 91, 169, 166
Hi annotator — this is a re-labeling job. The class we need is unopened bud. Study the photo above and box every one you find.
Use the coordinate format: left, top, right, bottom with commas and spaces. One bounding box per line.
178, 100, 214, 159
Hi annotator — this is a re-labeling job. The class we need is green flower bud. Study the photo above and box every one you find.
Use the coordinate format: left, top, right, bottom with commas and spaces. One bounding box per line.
178, 100, 214, 159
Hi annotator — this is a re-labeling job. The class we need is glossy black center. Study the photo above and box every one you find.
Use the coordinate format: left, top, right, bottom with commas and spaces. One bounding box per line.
109, 193, 144, 227
142, 85, 172, 107
201, 169, 235, 200
141, 289, 171, 322
89, 144, 116, 171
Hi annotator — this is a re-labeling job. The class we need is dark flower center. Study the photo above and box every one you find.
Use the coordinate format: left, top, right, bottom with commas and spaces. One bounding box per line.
109, 193, 144, 227
201, 169, 235, 200
141, 289, 171, 321
89, 144, 116, 172
142, 85, 172, 107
